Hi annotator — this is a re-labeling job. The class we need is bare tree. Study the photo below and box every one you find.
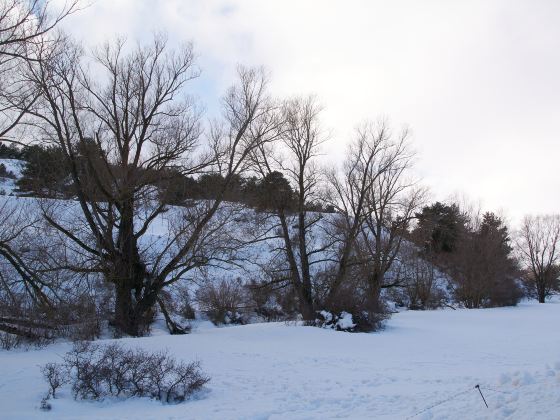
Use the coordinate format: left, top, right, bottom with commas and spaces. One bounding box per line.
517, 214, 560, 303
0, 199, 48, 308
23, 33, 277, 336
0, 0, 79, 142
326, 120, 425, 311
250, 96, 330, 320
398, 241, 440, 309
0, 1, 80, 337
0, 198, 80, 341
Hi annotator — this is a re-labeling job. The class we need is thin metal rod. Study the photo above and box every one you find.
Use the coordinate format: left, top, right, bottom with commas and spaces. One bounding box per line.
475, 384, 488, 408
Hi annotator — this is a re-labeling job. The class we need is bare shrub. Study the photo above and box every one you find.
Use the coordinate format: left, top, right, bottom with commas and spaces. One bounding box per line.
53, 295, 103, 342
196, 278, 249, 325
318, 266, 388, 332
41, 362, 67, 398
39, 396, 52, 411
0, 289, 105, 348
156, 288, 193, 335
398, 244, 446, 310
246, 279, 297, 322
0, 163, 15, 179
0, 331, 22, 350
0, 309, 56, 349
174, 286, 196, 320
43, 342, 209, 403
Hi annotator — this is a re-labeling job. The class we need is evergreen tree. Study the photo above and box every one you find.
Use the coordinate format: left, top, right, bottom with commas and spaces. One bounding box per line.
254, 171, 297, 212
450, 212, 522, 308
0, 142, 23, 159
16, 145, 71, 197
413, 202, 467, 253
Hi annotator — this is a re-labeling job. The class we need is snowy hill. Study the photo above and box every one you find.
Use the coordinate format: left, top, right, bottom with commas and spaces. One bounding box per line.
0, 158, 24, 194
1, 300, 560, 419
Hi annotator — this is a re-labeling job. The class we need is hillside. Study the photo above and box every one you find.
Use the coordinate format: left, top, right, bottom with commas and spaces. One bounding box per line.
0, 158, 24, 194
1, 299, 559, 419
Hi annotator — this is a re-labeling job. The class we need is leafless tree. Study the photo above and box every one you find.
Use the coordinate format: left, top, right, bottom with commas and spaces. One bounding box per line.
0, 198, 47, 307
22, 33, 277, 336
0, 0, 79, 143
250, 96, 330, 320
0, 198, 65, 340
326, 120, 425, 310
517, 214, 560, 303
398, 241, 440, 309
0, 197, 106, 341
0, 1, 80, 339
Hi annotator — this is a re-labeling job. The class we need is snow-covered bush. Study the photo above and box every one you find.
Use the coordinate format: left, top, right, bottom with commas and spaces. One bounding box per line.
315, 309, 384, 332
176, 289, 196, 320
42, 342, 209, 403
319, 268, 389, 332
315, 311, 356, 332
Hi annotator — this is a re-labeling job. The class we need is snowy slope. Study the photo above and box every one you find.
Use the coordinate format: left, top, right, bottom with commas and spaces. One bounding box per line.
0, 158, 24, 194
0, 162, 450, 311
1, 300, 560, 419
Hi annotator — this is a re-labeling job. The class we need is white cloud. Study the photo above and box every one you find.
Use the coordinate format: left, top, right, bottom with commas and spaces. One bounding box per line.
55, 0, 560, 224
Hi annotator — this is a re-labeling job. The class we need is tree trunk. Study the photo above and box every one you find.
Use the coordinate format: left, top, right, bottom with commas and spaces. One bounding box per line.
114, 282, 140, 336
111, 198, 155, 336
278, 210, 315, 321
112, 262, 156, 336
537, 282, 546, 303
367, 270, 383, 312
298, 293, 315, 321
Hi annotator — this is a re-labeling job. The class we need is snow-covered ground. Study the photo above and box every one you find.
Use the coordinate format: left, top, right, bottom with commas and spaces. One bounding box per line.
1, 300, 559, 419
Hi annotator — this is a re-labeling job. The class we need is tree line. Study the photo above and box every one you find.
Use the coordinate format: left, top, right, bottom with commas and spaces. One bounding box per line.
0, 141, 334, 213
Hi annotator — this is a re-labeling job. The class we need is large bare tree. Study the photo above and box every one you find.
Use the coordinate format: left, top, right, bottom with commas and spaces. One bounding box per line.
250, 96, 330, 320
517, 214, 560, 303
326, 120, 425, 311
23, 34, 277, 336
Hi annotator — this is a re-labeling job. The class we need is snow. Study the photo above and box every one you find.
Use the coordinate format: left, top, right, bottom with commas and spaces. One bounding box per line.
0, 158, 24, 194
335, 311, 356, 330
0, 158, 24, 179
1, 300, 560, 419
319, 310, 333, 322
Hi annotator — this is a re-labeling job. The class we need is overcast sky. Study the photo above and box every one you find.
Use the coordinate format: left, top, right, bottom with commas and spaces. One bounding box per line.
57, 0, 560, 225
